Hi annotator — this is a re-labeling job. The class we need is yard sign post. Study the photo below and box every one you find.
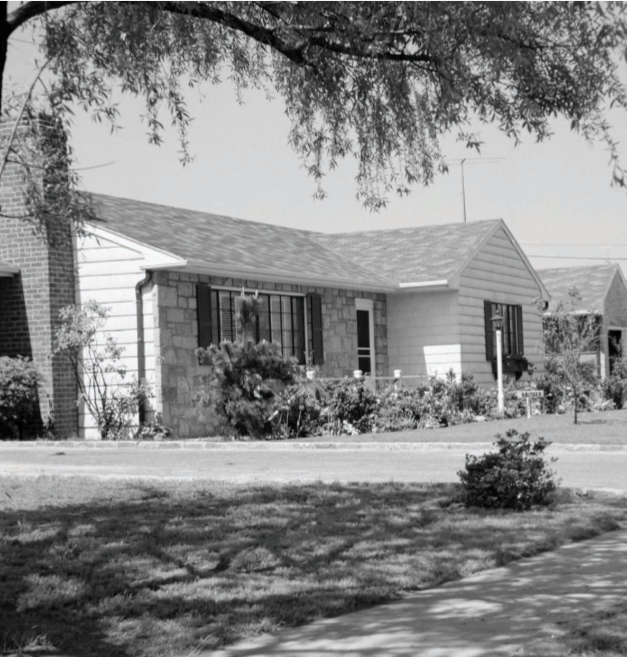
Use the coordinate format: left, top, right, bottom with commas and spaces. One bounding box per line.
492, 311, 505, 414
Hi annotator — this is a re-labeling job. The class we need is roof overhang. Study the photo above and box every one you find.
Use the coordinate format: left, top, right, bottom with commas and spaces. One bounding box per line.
394, 278, 457, 294
0, 262, 19, 277
144, 261, 397, 293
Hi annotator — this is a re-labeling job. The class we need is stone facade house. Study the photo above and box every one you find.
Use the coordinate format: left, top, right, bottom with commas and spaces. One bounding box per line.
539, 264, 627, 378
1, 184, 550, 438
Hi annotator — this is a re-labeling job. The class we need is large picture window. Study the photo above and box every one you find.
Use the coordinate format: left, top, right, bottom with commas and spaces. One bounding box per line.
484, 300, 524, 361
197, 285, 324, 365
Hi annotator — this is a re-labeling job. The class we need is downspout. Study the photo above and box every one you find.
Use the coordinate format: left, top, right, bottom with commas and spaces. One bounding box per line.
135, 270, 152, 425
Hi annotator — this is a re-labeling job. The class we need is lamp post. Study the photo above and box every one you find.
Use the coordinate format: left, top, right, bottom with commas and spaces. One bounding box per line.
491, 310, 505, 414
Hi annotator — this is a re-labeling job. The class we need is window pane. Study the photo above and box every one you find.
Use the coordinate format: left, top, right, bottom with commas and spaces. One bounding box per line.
211, 290, 220, 345
270, 295, 282, 350
219, 291, 235, 342
281, 296, 293, 355
258, 294, 271, 342
292, 297, 305, 363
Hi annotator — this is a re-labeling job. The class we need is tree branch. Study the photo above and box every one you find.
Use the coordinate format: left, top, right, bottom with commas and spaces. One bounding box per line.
7, 1, 78, 35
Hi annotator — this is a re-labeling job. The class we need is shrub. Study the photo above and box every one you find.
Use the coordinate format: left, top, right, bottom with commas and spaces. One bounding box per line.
0, 356, 41, 440
134, 413, 174, 441
54, 301, 152, 440
196, 340, 298, 439
271, 383, 323, 439
601, 375, 627, 410
326, 378, 378, 434
458, 429, 558, 510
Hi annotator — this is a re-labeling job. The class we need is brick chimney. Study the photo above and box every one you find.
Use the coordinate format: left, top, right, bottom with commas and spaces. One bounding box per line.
0, 118, 78, 438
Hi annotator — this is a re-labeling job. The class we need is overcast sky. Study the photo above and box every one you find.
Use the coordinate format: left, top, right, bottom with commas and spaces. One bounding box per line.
6, 13, 627, 277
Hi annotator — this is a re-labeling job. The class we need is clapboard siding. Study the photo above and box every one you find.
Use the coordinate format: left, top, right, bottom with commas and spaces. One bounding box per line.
75, 233, 157, 438
458, 226, 544, 385
387, 291, 461, 377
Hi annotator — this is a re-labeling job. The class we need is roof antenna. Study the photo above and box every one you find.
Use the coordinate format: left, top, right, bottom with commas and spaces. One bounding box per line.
447, 158, 505, 222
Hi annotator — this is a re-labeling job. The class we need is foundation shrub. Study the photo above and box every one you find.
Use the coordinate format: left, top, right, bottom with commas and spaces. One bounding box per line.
196, 341, 298, 439
458, 429, 558, 510
271, 384, 323, 439
326, 378, 378, 434
0, 356, 40, 440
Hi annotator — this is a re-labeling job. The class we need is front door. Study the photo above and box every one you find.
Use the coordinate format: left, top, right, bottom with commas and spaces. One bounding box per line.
356, 299, 375, 375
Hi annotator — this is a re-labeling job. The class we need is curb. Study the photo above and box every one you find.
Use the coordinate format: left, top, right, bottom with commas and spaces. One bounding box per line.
2, 440, 627, 452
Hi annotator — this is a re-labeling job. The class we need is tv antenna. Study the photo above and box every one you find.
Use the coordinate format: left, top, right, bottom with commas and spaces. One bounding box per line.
446, 158, 504, 222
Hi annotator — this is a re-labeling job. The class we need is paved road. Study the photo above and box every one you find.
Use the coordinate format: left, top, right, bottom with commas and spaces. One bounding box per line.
1, 444, 626, 492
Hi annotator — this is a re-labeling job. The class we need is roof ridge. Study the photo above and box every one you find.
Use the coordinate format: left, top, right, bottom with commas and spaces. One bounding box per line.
318, 217, 502, 238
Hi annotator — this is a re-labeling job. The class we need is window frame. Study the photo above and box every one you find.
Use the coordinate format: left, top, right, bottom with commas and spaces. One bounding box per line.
197, 285, 323, 365
484, 300, 524, 361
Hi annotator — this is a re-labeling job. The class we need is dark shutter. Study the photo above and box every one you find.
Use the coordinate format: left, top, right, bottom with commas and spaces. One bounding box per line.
308, 293, 324, 365
484, 300, 494, 361
197, 284, 213, 348
516, 304, 524, 355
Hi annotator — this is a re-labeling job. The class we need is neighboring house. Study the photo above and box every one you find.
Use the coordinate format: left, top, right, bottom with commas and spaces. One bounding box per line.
539, 264, 627, 378
1, 180, 549, 438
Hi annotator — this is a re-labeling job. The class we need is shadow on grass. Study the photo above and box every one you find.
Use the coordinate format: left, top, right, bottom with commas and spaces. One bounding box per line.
1, 479, 626, 657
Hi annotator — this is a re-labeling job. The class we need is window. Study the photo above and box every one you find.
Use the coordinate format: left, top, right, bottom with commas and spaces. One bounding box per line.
484, 300, 524, 361
197, 285, 323, 365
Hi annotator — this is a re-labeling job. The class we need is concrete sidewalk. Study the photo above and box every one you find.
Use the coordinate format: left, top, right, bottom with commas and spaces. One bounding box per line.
211, 528, 627, 657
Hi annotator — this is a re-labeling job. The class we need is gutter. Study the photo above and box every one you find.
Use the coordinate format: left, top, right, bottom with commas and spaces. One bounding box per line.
135, 270, 152, 425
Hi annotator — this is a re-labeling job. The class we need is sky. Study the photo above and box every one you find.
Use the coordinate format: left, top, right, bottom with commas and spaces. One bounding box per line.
6, 8, 627, 278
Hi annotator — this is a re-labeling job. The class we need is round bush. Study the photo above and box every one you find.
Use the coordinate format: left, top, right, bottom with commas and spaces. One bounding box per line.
458, 429, 558, 510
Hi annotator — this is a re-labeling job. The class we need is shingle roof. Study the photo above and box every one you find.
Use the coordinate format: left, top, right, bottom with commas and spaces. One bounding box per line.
313, 220, 500, 284
539, 264, 622, 313
88, 193, 503, 289
89, 194, 394, 289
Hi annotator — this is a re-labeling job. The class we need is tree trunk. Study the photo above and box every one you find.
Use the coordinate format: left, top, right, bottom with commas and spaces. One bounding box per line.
0, 4, 9, 115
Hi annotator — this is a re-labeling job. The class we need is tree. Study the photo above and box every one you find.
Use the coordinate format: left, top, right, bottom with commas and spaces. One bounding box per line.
538, 288, 601, 424
2, 2, 627, 217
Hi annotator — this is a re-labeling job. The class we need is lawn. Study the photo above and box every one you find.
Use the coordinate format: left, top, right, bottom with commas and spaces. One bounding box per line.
1, 476, 627, 656
299, 408, 627, 444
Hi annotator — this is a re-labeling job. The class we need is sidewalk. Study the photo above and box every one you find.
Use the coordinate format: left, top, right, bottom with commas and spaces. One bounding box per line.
211, 528, 627, 657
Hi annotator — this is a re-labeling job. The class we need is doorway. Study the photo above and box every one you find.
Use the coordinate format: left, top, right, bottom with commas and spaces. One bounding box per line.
356, 298, 375, 376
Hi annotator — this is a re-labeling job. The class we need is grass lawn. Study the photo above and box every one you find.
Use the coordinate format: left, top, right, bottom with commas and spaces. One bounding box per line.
299, 408, 627, 444
1, 476, 626, 656
523, 602, 627, 656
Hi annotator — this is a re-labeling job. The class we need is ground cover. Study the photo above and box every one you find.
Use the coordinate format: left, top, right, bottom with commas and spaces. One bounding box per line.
523, 602, 627, 656
298, 408, 627, 445
1, 476, 626, 656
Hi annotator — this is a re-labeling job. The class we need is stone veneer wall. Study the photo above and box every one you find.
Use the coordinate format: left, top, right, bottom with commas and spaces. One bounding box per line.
152, 270, 387, 438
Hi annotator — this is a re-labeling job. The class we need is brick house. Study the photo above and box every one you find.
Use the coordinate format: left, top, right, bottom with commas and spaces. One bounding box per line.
539, 264, 627, 378
1, 168, 549, 438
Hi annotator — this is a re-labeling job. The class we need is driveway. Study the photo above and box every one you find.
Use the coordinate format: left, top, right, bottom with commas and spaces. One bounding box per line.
1, 442, 626, 492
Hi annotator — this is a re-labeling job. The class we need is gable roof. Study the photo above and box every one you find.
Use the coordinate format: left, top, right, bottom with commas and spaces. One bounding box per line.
312, 219, 502, 286
539, 264, 624, 313
87, 193, 539, 293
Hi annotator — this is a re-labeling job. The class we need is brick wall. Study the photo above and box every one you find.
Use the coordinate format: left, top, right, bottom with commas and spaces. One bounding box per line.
0, 121, 77, 438
152, 271, 388, 438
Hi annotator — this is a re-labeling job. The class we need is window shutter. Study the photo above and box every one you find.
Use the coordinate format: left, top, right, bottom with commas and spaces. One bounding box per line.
516, 304, 524, 355
308, 293, 324, 365
484, 300, 494, 361
197, 284, 213, 348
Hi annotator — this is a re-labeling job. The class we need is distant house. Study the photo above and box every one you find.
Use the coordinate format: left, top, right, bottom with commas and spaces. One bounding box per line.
539, 264, 627, 378
2, 180, 550, 437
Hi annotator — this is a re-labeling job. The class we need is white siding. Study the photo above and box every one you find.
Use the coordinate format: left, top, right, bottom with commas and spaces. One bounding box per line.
387, 291, 461, 377
458, 226, 545, 385
75, 233, 158, 438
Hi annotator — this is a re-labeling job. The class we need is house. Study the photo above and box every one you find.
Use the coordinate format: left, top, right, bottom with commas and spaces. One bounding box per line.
1, 184, 549, 438
539, 264, 627, 378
